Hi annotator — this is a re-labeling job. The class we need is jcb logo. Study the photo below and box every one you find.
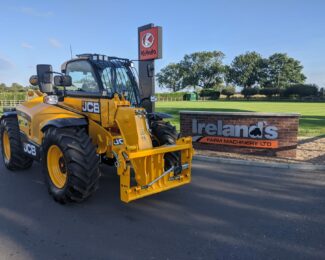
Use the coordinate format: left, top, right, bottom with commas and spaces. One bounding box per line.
23, 143, 36, 156
113, 138, 123, 146
82, 101, 100, 114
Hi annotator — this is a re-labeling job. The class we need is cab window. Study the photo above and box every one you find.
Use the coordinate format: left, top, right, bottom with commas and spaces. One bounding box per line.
101, 67, 114, 96
65, 61, 99, 94
99, 65, 139, 105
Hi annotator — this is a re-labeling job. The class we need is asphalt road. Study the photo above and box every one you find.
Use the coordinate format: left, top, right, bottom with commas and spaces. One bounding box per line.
0, 158, 324, 260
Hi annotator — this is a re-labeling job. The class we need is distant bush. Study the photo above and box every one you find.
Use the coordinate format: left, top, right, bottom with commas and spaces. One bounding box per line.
282, 84, 318, 98
259, 88, 280, 98
221, 86, 236, 98
241, 87, 259, 98
156, 92, 187, 100
199, 88, 221, 100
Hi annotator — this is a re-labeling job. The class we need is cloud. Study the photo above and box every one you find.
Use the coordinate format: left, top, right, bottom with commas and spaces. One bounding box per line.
0, 57, 14, 70
21, 42, 33, 49
20, 7, 53, 17
48, 38, 62, 48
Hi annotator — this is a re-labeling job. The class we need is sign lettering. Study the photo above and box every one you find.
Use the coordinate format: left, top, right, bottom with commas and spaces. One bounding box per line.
139, 26, 162, 61
192, 119, 279, 149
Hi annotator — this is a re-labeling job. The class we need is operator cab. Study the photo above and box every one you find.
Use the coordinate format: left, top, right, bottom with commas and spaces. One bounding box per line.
60, 54, 141, 106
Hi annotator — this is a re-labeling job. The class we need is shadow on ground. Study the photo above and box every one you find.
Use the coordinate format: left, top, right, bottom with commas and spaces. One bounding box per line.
0, 160, 324, 259
299, 116, 325, 136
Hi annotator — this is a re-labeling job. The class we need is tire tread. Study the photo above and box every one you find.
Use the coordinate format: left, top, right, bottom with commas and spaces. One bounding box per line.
42, 127, 100, 204
0, 117, 33, 170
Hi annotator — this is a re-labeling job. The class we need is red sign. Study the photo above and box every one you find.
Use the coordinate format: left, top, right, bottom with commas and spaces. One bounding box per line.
139, 27, 162, 60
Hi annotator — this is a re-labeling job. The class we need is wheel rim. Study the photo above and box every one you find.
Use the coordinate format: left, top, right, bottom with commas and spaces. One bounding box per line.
2, 130, 11, 161
47, 145, 67, 189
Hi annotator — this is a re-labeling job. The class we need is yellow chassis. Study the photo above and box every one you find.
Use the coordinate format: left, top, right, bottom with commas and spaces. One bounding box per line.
17, 91, 194, 202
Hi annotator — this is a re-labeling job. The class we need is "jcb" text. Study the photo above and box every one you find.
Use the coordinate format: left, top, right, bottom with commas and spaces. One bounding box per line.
23, 143, 36, 156
82, 101, 100, 114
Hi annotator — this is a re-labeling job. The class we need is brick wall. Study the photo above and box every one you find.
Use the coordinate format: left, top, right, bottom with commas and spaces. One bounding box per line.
180, 111, 300, 158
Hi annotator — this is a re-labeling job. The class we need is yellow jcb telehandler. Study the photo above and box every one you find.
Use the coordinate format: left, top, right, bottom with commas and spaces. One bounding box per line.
0, 54, 193, 204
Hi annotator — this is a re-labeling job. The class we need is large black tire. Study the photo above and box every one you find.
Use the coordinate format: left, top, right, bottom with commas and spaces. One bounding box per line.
150, 120, 179, 146
0, 117, 33, 170
150, 120, 181, 173
42, 127, 100, 204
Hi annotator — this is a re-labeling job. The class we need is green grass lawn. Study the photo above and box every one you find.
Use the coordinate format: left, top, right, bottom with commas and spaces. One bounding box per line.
156, 101, 325, 137
1, 101, 324, 137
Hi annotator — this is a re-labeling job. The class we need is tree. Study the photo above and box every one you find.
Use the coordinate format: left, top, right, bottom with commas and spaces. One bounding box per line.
156, 63, 184, 92
221, 86, 236, 98
226, 52, 263, 89
259, 88, 280, 98
0, 83, 7, 92
319, 87, 325, 97
180, 51, 225, 90
263, 53, 306, 88
241, 87, 259, 99
199, 88, 221, 100
10, 83, 25, 92
26, 85, 39, 90
283, 84, 318, 97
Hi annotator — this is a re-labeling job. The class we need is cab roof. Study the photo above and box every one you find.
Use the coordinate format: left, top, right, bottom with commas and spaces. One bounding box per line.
61, 53, 131, 73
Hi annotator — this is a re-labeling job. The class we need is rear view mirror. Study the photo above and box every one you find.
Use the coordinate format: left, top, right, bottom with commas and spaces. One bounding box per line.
54, 75, 72, 87
37, 64, 53, 94
37, 64, 53, 83
29, 75, 38, 86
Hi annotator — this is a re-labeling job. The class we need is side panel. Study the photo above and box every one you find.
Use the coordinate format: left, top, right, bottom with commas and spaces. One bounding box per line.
16, 99, 85, 145
20, 132, 41, 160
115, 107, 153, 150
62, 97, 101, 123
88, 119, 110, 154
100, 99, 109, 128
17, 111, 31, 136
0, 109, 41, 160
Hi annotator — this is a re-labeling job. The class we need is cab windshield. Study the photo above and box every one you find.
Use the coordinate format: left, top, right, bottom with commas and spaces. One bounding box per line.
93, 60, 140, 106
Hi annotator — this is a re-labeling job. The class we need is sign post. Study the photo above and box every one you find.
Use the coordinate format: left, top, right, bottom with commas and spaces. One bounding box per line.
138, 23, 162, 113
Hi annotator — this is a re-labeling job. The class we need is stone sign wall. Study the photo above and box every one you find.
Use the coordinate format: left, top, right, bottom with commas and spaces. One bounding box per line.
180, 111, 300, 158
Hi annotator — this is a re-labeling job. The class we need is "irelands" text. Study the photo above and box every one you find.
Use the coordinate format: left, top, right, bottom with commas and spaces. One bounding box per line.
192, 119, 278, 139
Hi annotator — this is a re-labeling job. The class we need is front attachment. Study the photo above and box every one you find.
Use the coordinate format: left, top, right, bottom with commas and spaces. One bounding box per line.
116, 137, 193, 203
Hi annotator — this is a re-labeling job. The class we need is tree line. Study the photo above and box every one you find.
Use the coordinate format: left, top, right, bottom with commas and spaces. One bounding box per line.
157, 51, 322, 99
0, 83, 29, 92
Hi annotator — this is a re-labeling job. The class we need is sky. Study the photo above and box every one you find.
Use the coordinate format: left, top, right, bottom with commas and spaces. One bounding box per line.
0, 0, 324, 91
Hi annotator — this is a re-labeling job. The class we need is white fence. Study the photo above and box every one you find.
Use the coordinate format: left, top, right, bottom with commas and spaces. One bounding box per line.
157, 97, 209, 102
0, 100, 25, 110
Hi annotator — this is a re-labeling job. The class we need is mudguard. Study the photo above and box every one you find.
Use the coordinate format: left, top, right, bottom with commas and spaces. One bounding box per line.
0, 110, 17, 122
147, 112, 173, 121
41, 118, 88, 132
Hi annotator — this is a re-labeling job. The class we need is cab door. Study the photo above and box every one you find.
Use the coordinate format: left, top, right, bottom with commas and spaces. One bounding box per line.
61, 60, 102, 123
